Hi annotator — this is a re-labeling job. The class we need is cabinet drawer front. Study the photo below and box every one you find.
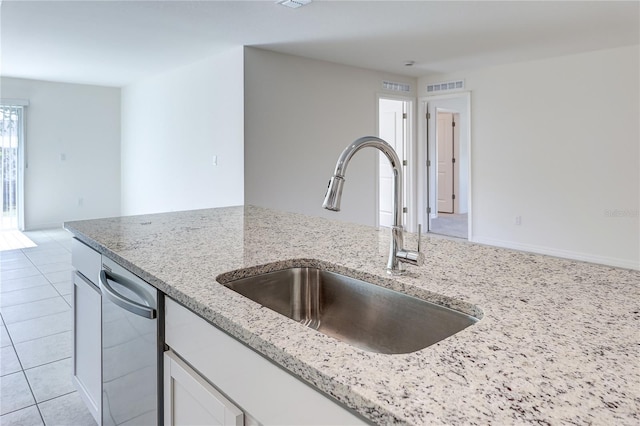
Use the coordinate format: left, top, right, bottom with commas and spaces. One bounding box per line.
72, 239, 101, 284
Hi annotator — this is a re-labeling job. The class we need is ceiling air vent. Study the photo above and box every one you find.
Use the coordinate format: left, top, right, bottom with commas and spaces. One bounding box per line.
426, 80, 464, 93
276, 0, 312, 9
382, 81, 411, 93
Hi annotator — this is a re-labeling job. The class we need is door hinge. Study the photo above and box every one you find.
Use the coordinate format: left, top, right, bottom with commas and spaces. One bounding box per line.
402, 113, 407, 119
402, 160, 407, 166
452, 121, 456, 127
403, 207, 407, 213
427, 160, 431, 167
452, 157, 456, 164
427, 112, 431, 120
452, 194, 456, 200
427, 207, 431, 214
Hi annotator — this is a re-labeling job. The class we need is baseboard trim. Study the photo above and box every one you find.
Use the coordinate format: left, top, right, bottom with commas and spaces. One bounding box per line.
24, 222, 64, 231
470, 236, 639, 271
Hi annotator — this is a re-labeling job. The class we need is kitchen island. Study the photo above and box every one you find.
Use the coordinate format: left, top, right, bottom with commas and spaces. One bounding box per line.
65, 205, 639, 425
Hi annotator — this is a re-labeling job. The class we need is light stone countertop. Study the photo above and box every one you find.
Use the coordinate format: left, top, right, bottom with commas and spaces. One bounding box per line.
65, 205, 640, 425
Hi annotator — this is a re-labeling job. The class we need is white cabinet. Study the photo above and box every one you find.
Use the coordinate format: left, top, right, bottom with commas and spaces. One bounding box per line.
164, 350, 243, 426
165, 297, 367, 426
71, 239, 102, 425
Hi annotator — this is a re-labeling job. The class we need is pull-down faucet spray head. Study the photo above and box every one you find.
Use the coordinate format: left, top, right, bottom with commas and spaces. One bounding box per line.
322, 175, 345, 211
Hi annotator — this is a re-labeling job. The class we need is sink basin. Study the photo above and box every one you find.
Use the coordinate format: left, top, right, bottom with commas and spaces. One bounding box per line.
221, 267, 478, 354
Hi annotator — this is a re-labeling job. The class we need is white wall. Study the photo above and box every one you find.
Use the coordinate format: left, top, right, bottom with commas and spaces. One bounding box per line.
121, 48, 244, 215
244, 47, 417, 226
419, 45, 640, 269
0, 77, 121, 229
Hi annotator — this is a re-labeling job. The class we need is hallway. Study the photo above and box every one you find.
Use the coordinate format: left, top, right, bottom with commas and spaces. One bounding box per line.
429, 213, 468, 239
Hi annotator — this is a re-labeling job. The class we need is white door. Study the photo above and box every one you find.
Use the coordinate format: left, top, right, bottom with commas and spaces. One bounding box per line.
437, 112, 454, 213
378, 99, 406, 227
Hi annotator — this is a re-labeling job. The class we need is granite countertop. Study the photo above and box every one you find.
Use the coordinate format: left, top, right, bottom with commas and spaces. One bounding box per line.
65, 205, 640, 425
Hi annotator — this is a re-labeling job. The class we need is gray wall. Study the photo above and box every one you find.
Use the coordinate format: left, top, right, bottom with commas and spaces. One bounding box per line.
244, 47, 416, 226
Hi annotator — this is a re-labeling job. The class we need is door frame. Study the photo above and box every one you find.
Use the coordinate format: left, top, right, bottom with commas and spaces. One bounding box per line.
375, 93, 416, 231
0, 100, 27, 231
435, 109, 456, 215
17, 106, 26, 231
417, 92, 472, 239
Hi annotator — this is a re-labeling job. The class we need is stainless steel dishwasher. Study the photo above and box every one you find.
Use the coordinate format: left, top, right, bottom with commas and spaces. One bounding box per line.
100, 257, 163, 426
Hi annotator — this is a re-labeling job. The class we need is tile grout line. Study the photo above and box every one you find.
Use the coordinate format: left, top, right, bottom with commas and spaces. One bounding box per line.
27, 234, 72, 426
22, 356, 73, 374
0, 304, 45, 424
0, 291, 63, 309
36, 389, 77, 406
5, 310, 71, 349
20, 243, 54, 426
1, 230, 76, 425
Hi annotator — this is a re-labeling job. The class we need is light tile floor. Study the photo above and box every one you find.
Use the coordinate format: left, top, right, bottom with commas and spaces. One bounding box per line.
0, 230, 37, 251
0, 228, 96, 426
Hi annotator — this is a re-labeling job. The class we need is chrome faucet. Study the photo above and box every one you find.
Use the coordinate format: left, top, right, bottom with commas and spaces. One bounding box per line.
323, 136, 424, 275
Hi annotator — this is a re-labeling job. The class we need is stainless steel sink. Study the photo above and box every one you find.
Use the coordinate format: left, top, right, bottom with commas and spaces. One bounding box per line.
221, 267, 478, 354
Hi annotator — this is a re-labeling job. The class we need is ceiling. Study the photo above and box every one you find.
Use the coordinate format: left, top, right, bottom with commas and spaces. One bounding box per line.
1, 0, 638, 88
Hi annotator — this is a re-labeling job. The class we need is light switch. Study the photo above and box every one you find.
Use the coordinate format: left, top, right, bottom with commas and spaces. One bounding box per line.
60, 153, 66, 161
212, 155, 218, 166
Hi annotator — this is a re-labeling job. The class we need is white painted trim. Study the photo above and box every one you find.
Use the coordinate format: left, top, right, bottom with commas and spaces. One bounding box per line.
0, 98, 29, 106
17, 107, 26, 231
375, 92, 417, 231
0, 105, 27, 230
24, 222, 64, 231
405, 98, 417, 232
417, 100, 427, 230
472, 236, 640, 271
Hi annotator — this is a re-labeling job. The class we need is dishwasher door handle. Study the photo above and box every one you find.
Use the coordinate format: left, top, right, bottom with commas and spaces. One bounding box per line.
100, 270, 157, 319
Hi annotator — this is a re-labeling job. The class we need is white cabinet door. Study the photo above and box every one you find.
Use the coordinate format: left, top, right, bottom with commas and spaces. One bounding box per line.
165, 298, 367, 426
72, 271, 102, 424
164, 350, 243, 426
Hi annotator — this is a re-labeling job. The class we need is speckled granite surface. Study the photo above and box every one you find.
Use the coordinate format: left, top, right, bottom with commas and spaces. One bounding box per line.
65, 205, 639, 425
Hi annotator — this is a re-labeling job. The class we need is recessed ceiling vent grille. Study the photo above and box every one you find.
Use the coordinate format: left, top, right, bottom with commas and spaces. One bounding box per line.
426, 80, 464, 93
276, 0, 312, 9
382, 81, 411, 93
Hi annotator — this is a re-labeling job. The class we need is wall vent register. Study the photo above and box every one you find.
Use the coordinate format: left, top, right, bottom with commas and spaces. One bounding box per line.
276, 0, 312, 9
426, 80, 465, 93
382, 81, 411, 93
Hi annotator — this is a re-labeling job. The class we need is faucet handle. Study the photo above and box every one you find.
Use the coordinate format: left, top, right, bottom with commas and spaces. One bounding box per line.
395, 248, 425, 267
396, 225, 425, 267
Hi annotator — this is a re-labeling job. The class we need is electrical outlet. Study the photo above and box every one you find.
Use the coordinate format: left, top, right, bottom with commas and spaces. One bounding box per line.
515, 216, 522, 225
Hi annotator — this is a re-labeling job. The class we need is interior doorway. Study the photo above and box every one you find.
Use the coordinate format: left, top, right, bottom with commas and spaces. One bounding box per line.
377, 97, 412, 229
421, 93, 471, 239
